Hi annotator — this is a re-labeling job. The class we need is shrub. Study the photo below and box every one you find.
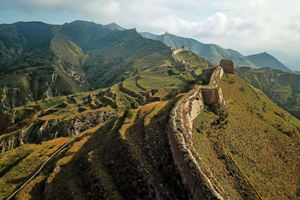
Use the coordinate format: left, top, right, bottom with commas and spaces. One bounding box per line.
239, 87, 245, 92
78, 107, 86, 113
168, 68, 180, 75
131, 101, 139, 109
209, 103, 228, 128
0, 112, 13, 132
126, 109, 134, 119
262, 102, 267, 112
209, 103, 223, 115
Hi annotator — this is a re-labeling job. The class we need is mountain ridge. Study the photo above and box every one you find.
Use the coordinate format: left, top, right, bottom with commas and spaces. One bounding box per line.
140, 32, 257, 67
140, 31, 298, 73
0, 20, 172, 112
236, 66, 300, 118
0, 20, 299, 200
247, 52, 292, 72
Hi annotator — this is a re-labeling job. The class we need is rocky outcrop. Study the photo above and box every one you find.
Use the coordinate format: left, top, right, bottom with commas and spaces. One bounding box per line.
0, 87, 32, 113
0, 131, 23, 153
24, 110, 116, 143
0, 110, 116, 152
167, 64, 231, 200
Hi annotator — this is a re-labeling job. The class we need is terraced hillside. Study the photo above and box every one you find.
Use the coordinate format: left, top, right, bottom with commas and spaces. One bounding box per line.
0, 21, 172, 113
0, 35, 299, 200
0, 48, 219, 199
0, 102, 190, 200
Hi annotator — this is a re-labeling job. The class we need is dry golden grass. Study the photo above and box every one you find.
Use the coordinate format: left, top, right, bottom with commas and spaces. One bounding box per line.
192, 74, 300, 200
0, 138, 68, 200
0, 121, 108, 200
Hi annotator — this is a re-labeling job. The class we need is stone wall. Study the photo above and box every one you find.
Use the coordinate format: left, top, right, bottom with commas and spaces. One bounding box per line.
220, 59, 234, 74
209, 66, 224, 87
167, 65, 229, 200
172, 46, 189, 55
202, 88, 224, 105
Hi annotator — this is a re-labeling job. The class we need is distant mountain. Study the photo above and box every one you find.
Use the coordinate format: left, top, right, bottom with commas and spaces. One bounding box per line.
247, 52, 292, 72
294, 71, 300, 74
140, 32, 256, 67
0, 20, 300, 200
104, 22, 125, 31
236, 67, 300, 118
0, 20, 171, 112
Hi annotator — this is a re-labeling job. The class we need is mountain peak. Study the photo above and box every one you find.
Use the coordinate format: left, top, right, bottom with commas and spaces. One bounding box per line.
260, 51, 271, 56
104, 22, 124, 30
247, 52, 292, 72
68, 20, 95, 25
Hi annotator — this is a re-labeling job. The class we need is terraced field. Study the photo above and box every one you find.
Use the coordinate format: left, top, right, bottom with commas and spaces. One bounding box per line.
1, 48, 299, 200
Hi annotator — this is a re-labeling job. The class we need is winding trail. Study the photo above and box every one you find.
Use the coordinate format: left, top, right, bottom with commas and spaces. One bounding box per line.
6, 138, 75, 200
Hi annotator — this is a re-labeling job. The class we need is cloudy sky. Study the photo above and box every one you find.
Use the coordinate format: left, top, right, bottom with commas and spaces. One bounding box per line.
0, 0, 299, 70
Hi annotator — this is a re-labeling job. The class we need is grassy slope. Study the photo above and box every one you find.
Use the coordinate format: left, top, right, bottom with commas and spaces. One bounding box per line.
0, 31, 89, 113
0, 137, 69, 199
0, 21, 173, 113
0, 101, 188, 199
192, 74, 300, 199
0, 50, 216, 199
236, 67, 300, 119
0, 48, 215, 143
2, 46, 299, 199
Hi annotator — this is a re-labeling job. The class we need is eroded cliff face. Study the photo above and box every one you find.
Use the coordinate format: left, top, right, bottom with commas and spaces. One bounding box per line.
0, 87, 32, 113
167, 66, 227, 200
0, 110, 116, 152
0, 131, 23, 153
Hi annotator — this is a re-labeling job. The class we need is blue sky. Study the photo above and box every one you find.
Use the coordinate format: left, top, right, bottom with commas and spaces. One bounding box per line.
0, 0, 299, 70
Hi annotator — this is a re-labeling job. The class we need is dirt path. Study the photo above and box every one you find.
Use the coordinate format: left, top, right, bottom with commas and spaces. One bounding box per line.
6, 138, 75, 200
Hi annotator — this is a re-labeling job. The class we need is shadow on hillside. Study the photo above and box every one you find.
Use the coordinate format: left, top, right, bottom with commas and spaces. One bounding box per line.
123, 99, 188, 199
28, 99, 189, 199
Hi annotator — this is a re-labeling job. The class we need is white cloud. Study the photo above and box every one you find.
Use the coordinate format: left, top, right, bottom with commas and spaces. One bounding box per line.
0, 0, 299, 69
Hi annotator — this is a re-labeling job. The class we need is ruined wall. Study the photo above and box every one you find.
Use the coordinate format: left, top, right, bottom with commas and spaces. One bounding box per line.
167, 65, 228, 200
220, 59, 234, 74
202, 66, 225, 106
209, 66, 224, 87
202, 88, 224, 105
172, 46, 189, 55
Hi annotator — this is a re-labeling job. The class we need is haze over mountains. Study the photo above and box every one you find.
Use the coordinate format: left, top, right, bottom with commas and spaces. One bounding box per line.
246, 52, 292, 73
141, 32, 256, 67
141, 32, 295, 73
